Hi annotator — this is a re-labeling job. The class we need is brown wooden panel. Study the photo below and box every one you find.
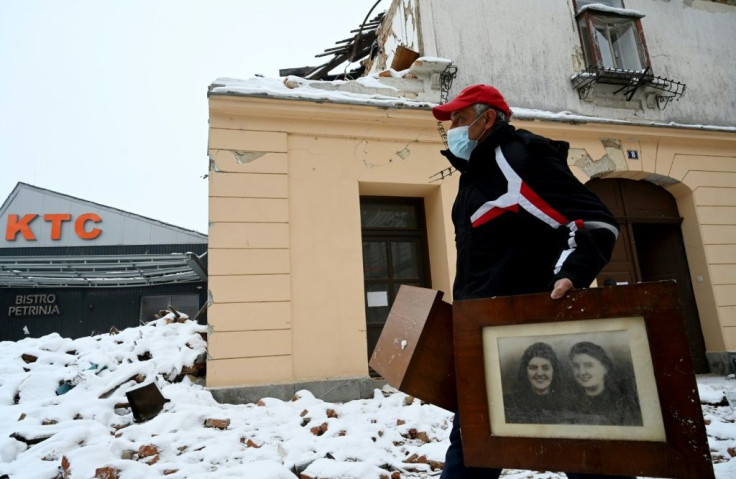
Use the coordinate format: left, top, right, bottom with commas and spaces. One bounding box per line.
620, 180, 680, 221
369, 285, 456, 411
453, 282, 713, 478
588, 178, 681, 222
596, 225, 638, 286
587, 178, 625, 218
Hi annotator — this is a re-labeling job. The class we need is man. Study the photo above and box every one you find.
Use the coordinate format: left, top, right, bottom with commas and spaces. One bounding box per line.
433, 84, 630, 479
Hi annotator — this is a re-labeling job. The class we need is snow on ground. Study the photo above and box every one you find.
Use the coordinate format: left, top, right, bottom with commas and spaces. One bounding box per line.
1, 318, 735, 479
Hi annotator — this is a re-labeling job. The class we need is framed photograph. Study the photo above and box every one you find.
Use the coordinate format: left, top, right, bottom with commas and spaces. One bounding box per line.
453, 281, 714, 478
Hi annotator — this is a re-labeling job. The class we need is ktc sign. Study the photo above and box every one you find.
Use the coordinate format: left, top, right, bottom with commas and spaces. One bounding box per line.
5, 213, 102, 241
8, 294, 61, 317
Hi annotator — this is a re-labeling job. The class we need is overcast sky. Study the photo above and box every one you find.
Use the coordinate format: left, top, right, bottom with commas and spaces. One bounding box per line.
0, 0, 385, 234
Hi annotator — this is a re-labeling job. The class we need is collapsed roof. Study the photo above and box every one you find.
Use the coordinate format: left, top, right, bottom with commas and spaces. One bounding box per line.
279, 4, 386, 81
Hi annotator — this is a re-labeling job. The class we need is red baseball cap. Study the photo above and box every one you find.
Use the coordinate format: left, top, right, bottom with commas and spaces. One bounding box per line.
432, 84, 511, 121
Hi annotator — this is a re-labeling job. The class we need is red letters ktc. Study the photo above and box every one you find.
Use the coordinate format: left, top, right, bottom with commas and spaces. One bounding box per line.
5, 213, 102, 241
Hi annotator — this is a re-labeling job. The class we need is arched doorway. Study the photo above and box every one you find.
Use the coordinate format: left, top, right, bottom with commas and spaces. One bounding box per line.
588, 178, 708, 373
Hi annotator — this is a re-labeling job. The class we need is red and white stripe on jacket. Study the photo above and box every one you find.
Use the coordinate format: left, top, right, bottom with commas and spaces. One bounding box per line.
470, 146, 619, 275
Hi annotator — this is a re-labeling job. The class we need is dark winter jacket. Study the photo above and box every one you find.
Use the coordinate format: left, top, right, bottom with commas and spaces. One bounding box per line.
503, 388, 568, 424
443, 123, 619, 300
565, 387, 643, 426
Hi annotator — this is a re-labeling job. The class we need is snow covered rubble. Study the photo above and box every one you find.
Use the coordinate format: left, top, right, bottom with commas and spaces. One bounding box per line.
0, 316, 735, 479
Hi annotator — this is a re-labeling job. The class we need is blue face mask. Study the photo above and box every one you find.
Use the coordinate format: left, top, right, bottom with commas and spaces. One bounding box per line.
447, 113, 486, 160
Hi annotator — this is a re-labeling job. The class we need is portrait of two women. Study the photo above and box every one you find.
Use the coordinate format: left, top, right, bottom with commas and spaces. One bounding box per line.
501, 339, 643, 426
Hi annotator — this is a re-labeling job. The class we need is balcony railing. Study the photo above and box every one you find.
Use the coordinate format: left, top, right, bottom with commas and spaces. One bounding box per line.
571, 66, 686, 109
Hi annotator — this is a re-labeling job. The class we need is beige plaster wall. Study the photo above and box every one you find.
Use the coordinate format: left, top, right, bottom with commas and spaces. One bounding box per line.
207, 94, 736, 388
207, 97, 455, 388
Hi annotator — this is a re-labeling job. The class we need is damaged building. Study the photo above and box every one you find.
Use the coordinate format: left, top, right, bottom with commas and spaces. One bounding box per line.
205, 0, 736, 402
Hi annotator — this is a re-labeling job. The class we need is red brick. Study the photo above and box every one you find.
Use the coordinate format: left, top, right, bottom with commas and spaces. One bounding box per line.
94, 466, 119, 479
204, 418, 230, 430
138, 444, 159, 458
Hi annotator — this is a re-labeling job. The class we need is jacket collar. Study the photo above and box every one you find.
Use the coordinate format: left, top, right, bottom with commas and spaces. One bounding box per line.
440, 123, 516, 173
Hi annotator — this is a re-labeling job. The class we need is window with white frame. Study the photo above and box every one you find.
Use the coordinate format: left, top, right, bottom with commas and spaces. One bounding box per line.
574, 0, 650, 72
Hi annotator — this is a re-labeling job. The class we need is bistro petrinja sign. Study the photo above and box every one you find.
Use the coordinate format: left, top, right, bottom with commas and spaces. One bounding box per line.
8, 294, 61, 317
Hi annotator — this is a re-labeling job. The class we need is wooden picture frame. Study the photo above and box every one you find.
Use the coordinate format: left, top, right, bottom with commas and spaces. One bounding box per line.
453, 281, 714, 478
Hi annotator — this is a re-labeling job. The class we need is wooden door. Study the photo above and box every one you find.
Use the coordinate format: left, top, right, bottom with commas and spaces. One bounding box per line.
360, 197, 431, 374
588, 179, 708, 372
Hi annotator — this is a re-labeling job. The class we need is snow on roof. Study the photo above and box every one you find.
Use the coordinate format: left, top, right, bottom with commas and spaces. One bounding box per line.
210, 75, 736, 133
511, 107, 736, 133
209, 75, 435, 111
210, 57, 455, 110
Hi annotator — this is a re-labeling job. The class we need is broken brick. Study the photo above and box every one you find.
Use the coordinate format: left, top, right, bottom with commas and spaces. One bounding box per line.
404, 453, 428, 464
94, 466, 119, 479
404, 428, 430, 443
429, 460, 444, 471
138, 444, 159, 458
204, 418, 230, 430
414, 431, 430, 443
310, 422, 328, 436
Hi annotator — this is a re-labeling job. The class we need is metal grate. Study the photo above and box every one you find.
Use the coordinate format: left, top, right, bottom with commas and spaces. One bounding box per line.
430, 63, 459, 183
0, 253, 207, 288
571, 66, 686, 109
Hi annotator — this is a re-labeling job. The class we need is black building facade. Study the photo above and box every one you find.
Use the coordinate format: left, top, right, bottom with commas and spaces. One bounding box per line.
1, 183, 208, 341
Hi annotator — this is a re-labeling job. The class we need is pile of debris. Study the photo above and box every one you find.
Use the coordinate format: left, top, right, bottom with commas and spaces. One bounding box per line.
2, 310, 208, 478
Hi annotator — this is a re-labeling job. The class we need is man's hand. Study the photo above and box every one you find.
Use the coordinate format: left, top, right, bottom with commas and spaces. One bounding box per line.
550, 278, 573, 299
